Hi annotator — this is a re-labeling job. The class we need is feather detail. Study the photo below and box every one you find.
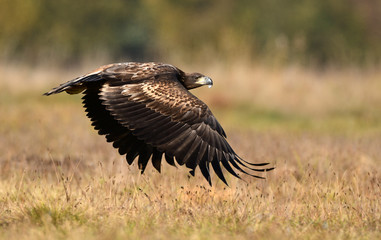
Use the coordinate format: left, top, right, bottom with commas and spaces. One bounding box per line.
44, 62, 274, 186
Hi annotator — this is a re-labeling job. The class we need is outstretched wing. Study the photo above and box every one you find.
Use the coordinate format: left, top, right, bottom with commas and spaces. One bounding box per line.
99, 72, 272, 186
44, 62, 273, 185
44, 62, 180, 96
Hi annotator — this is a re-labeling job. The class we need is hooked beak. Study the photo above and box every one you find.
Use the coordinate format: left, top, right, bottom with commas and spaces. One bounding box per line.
196, 76, 213, 88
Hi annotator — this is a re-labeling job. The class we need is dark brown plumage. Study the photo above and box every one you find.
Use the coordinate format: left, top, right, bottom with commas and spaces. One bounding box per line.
44, 62, 274, 185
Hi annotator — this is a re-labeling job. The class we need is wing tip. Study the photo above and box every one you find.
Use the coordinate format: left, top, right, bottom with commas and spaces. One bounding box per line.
43, 89, 59, 96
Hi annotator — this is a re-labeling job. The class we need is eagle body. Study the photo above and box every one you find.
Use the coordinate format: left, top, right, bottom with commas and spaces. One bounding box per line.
45, 62, 273, 185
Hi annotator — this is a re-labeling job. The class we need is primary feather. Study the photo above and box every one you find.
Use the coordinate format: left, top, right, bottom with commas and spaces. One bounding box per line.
44, 62, 274, 186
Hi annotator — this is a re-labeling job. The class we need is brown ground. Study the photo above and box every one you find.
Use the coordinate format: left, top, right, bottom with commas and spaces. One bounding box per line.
0, 63, 380, 239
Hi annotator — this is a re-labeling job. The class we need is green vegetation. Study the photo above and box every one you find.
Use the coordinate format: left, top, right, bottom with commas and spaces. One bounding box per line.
215, 103, 381, 135
1, 1, 380, 238
0, 64, 380, 239
0, 0, 380, 65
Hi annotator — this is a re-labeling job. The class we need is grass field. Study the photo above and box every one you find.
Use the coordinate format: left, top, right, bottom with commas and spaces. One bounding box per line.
1, 63, 380, 239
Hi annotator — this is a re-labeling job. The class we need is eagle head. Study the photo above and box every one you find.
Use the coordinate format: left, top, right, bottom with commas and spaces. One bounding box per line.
182, 73, 213, 90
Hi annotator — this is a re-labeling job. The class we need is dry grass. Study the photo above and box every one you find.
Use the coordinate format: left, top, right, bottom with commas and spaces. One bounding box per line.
0, 62, 380, 239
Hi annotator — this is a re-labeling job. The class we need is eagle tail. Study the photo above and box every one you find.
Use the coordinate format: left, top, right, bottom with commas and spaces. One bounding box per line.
43, 73, 102, 96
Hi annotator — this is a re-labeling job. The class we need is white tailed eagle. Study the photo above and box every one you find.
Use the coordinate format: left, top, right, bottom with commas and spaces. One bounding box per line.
44, 62, 273, 185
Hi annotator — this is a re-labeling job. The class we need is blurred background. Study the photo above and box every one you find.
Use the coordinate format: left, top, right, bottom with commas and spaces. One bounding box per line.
1, 2, 381, 238
0, 0, 380, 145
1, 0, 381, 135
0, 0, 380, 67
